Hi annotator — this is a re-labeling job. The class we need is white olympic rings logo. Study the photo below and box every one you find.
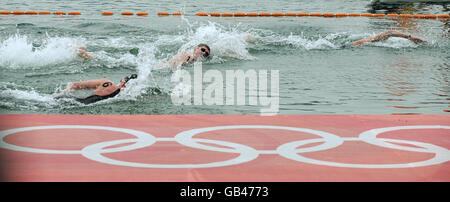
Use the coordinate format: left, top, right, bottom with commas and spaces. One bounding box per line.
0, 125, 449, 169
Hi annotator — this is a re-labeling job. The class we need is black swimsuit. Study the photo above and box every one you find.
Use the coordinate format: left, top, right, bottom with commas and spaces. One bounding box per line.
76, 84, 121, 104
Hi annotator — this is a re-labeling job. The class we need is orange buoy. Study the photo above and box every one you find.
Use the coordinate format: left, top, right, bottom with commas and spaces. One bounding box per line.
310, 13, 323, 17
69, 11, 81, 15
272, 13, 284, 17
196, 12, 208, 16
0, 11, 11, 15
13, 11, 25, 15
157, 12, 169, 15
413, 14, 425, 18
336, 13, 347, 17
373, 13, 385, 17
323, 13, 335, 17
102, 11, 113, 15
361, 13, 373, 17
122, 11, 134, 15
348, 13, 360, 17
298, 13, 309, 16
285, 13, 297, 17
136, 12, 148, 16
260, 12, 271, 16
399, 14, 411, 18
25, 11, 37, 15
54, 11, 66, 15
387, 13, 398, 17
425, 14, 436, 19
438, 14, 450, 18
247, 13, 258, 17
234, 12, 246, 17
222, 13, 233, 17
209, 12, 220, 17
172, 12, 183, 15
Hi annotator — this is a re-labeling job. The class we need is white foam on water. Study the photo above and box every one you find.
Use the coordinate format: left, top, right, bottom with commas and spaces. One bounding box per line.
244, 29, 340, 50
0, 34, 85, 68
373, 37, 419, 48
1, 89, 55, 103
112, 21, 261, 98
178, 21, 256, 60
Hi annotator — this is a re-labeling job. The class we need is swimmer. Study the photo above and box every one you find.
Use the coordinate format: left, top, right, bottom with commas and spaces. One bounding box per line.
59, 74, 137, 104
352, 30, 427, 47
159, 43, 211, 68
76, 46, 94, 59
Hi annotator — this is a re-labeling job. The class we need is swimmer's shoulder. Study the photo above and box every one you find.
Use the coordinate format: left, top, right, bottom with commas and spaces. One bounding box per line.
77, 78, 113, 88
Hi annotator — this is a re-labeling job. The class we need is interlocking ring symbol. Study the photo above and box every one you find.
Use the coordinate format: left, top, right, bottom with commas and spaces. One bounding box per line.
279, 126, 450, 168
0, 124, 449, 169
0, 125, 155, 154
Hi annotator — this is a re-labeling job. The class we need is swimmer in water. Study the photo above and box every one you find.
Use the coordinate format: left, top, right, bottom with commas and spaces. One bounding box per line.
158, 43, 211, 68
352, 30, 427, 47
76, 46, 94, 59
74, 44, 209, 66
59, 74, 137, 104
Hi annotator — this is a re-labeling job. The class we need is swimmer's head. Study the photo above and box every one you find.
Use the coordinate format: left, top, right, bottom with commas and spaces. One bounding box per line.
119, 74, 137, 88
194, 43, 210, 59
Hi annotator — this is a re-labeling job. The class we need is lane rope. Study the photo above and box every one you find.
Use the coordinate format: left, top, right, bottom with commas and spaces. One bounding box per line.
0, 11, 449, 19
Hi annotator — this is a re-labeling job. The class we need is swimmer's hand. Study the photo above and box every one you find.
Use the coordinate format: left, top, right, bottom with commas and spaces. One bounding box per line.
408, 35, 428, 45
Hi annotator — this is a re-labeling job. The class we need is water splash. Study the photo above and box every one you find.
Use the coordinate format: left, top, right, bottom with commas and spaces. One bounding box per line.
0, 33, 85, 68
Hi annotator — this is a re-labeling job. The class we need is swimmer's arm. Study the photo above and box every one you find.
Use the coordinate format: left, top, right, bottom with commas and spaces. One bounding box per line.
353, 30, 427, 47
167, 55, 182, 67
352, 38, 374, 47
407, 35, 428, 44
66, 79, 111, 91
352, 31, 392, 47
377, 30, 427, 44
157, 52, 191, 69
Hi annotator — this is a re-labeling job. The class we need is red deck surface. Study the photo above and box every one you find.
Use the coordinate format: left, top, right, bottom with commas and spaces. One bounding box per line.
0, 114, 449, 182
